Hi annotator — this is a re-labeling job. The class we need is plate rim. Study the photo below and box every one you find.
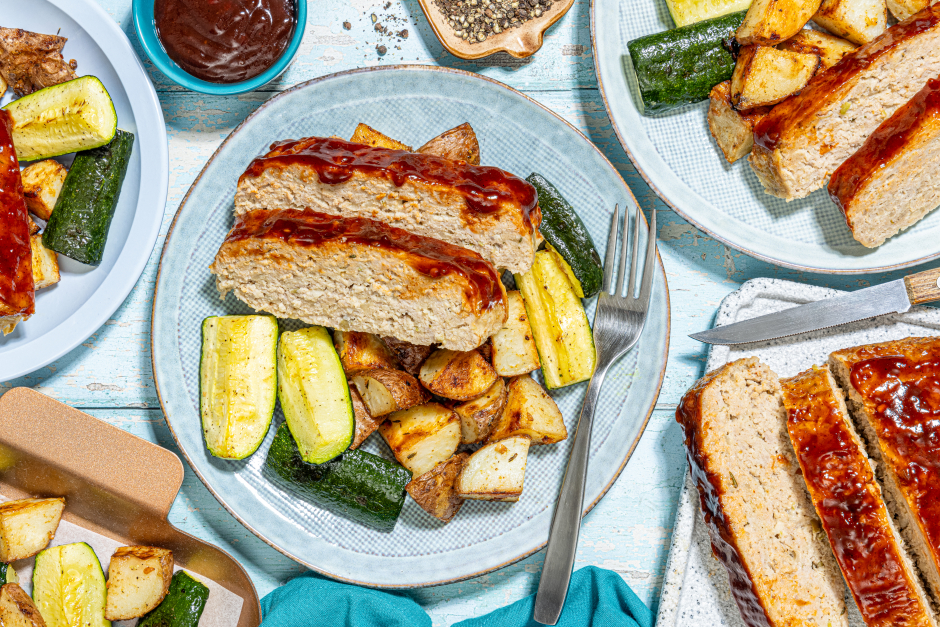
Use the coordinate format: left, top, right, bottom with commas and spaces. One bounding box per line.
589, 4, 940, 275
150, 64, 671, 588
0, 0, 169, 380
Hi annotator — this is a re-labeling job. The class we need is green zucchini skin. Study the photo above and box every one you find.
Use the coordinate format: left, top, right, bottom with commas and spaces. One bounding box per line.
0, 563, 16, 584
526, 173, 602, 298
265, 423, 411, 532
42, 129, 134, 265
138, 571, 209, 627
627, 11, 745, 115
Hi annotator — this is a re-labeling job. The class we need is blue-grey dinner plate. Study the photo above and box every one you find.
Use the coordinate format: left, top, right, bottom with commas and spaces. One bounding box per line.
592, 1, 940, 274
0, 0, 168, 380
151, 65, 670, 588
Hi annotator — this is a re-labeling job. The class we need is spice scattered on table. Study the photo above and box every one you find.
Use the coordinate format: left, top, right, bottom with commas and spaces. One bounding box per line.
343, 21, 351, 29
433, 0, 556, 43
376, 44, 388, 55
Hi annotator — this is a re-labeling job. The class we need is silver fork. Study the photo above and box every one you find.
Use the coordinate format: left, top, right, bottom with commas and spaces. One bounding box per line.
533, 202, 658, 625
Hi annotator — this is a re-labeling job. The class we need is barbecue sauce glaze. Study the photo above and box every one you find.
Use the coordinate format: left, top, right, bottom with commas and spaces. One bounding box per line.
0, 109, 34, 319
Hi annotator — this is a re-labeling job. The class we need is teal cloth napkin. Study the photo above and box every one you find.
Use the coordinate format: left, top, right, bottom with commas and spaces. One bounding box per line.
260, 565, 653, 627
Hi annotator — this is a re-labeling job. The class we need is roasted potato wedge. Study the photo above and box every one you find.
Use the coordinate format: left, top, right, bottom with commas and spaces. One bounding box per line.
886, 0, 929, 20
731, 45, 819, 110
350, 123, 412, 151
419, 348, 499, 401
456, 436, 530, 502
454, 378, 507, 444
105, 546, 174, 620
30, 235, 59, 290
27, 216, 39, 236
20, 160, 67, 221
405, 453, 468, 523
813, 0, 886, 44
0, 584, 44, 627
489, 376, 567, 445
736, 0, 822, 45
708, 81, 772, 163
417, 123, 481, 165
380, 403, 462, 477
778, 28, 857, 70
349, 385, 382, 449
351, 369, 430, 417
490, 291, 540, 377
333, 330, 400, 374
0, 497, 65, 562
381, 336, 433, 376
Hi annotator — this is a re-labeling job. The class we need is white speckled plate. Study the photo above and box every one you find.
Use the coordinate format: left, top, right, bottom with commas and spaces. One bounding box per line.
150, 65, 670, 588
656, 277, 940, 626
591, 3, 940, 274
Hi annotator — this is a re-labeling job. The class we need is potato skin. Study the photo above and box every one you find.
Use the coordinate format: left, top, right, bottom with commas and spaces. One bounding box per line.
406, 453, 468, 523
333, 330, 399, 374
349, 385, 382, 449
352, 368, 430, 417
381, 336, 433, 375
454, 378, 507, 444
419, 349, 499, 401
417, 123, 481, 165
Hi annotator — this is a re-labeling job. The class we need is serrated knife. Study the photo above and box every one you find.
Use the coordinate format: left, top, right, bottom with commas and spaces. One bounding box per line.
690, 267, 940, 345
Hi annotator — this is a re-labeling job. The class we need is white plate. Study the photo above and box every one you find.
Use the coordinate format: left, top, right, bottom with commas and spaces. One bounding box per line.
0, 0, 168, 380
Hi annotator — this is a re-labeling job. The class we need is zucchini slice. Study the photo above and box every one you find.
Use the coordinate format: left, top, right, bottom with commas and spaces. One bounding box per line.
515, 250, 596, 389
3, 76, 117, 162
0, 563, 17, 584
32, 542, 109, 627
138, 571, 209, 627
278, 327, 354, 464
665, 0, 751, 27
200, 315, 278, 460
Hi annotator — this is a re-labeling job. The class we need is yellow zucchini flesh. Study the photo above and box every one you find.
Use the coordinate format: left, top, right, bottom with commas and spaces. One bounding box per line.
515, 251, 596, 388
200, 315, 278, 460
666, 0, 751, 27
277, 326, 354, 464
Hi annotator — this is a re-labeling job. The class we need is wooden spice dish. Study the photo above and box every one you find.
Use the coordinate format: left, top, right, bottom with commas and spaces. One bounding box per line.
417, 0, 575, 59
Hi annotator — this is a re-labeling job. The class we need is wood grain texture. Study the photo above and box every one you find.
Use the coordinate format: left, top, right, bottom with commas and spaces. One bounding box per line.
2, 1, 938, 624
904, 267, 940, 305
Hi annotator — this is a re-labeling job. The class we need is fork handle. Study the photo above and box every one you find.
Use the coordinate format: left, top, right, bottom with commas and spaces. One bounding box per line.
533, 366, 609, 625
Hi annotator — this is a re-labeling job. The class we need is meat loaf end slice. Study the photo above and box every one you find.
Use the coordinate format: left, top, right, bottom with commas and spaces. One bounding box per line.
783, 365, 937, 627
830, 336, 940, 609
829, 76, 940, 248
676, 357, 847, 627
749, 4, 940, 200
210, 209, 508, 351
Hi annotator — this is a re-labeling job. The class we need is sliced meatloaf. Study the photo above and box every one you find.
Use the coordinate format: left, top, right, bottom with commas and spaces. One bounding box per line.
233, 136, 541, 273
830, 336, 940, 607
210, 209, 508, 351
0, 109, 33, 335
749, 4, 940, 200
829, 76, 940, 248
783, 365, 936, 627
677, 358, 847, 627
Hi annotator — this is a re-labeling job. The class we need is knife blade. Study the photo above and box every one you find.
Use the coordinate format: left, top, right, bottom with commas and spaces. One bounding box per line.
690, 267, 940, 345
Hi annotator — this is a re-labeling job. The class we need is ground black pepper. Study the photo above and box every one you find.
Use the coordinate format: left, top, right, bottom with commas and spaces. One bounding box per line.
433, 0, 556, 43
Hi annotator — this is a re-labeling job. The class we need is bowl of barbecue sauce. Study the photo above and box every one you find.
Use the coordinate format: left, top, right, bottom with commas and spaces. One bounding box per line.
133, 0, 306, 95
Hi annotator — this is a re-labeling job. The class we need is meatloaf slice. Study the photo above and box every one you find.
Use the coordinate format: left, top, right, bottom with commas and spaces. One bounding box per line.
749, 4, 940, 200
677, 358, 847, 627
0, 109, 33, 335
829, 76, 940, 248
233, 136, 541, 273
830, 336, 940, 607
210, 209, 508, 352
783, 365, 937, 627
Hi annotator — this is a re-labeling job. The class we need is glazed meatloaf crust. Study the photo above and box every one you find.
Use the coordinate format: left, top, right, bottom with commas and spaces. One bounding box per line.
210, 209, 508, 351
829, 76, 940, 248
782, 365, 936, 627
676, 357, 847, 627
0, 109, 34, 335
749, 4, 940, 200
234, 136, 542, 273
830, 336, 940, 606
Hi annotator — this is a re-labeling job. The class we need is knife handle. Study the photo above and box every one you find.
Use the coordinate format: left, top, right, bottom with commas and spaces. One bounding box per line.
905, 267, 940, 305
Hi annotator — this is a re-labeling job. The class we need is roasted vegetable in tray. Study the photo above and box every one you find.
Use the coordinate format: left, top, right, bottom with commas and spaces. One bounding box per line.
138, 571, 209, 627
0, 583, 42, 626
33, 542, 109, 627
0, 497, 65, 562
105, 546, 174, 621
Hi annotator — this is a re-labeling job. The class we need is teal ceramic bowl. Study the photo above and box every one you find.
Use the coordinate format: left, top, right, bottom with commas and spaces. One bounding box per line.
132, 0, 306, 95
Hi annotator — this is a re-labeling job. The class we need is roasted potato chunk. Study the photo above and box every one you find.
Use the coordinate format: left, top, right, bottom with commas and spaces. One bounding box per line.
26, 216, 39, 236
0, 497, 65, 562
350, 123, 412, 151
381, 336, 433, 376
813, 0, 887, 44
105, 546, 174, 620
20, 160, 66, 221
490, 291, 540, 377
0, 583, 45, 627
417, 123, 481, 165
456, 436, 530, 502
736, 0, 823, 45
380, 403, 462, 477
419, 349, 499, 401
708, 81, 772, 163
406, 453, 468, 523
349, 385, 382, 449
333, 330, 399, 374
30, 235, 59, 290
886, 0, 929, 20
351, 369, 430, 417
454, 378, 507, 444
731, 45, 819, 110
489, 376, 567, 444
777, 28, 857, 70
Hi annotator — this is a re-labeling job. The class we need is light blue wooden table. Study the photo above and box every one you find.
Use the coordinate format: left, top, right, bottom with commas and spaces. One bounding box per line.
2, 0, 927, 623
